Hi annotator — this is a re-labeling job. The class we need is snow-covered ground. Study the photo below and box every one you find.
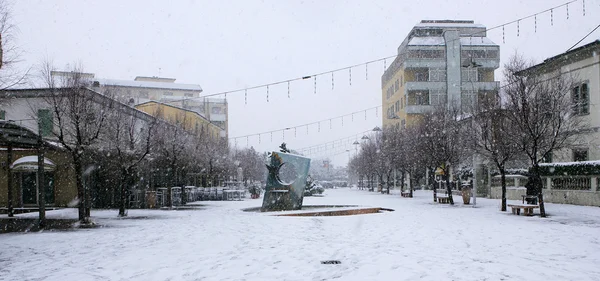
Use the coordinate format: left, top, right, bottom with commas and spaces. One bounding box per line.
2, 188, 600, 281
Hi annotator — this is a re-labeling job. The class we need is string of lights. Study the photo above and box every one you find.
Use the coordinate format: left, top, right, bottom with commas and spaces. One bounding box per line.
296, 130, 372, 153
229, 106, 381, 141
162, 0, 581, 107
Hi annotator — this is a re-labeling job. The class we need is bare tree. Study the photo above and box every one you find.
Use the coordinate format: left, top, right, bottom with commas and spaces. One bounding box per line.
152, 116, 190, 207
468, 104, 521, 211
503, 53, 586, 217
40, 63, 111, 223
418, 106, 468, 205
0, 1, 28, 91
103, 100, 156, 216
235, 146, 266, 185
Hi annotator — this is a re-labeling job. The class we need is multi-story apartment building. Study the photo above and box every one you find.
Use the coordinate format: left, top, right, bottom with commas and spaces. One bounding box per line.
50, 72, 229, 137
134, 101, 225, 139
381, 20, 500, 129
518, 40, 600, 162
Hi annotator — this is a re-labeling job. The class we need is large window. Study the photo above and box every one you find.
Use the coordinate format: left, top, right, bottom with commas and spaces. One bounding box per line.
430, 90, 447, 105
478, 90, 498, 109
572, 83, 589, 115
407, 49, 445, 59
0, 110, 5, 120
413, 68, 429, 82
461, 68, 478, 82
573, 148, 588, 162
461, 91, 476, 111
408, 90, 429, 105
461, 49, 498, 59
429, 68, 446, 82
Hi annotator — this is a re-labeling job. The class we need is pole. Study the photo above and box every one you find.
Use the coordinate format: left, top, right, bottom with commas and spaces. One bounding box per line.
472, 154, 477, 206
7, 144, 13, 217
37, 128, 46, 227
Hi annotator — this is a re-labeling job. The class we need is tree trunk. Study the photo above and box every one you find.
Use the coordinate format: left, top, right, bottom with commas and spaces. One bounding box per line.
73, 155, 86, 222
432, 172, 437, 202
500, 169, 507, 212
445, 173, 454, 205
539, 192, 546, 217
118, 168, 127, 217
400, 172, 405, 192
408, 171, 413, 198
531, 165, 546, 217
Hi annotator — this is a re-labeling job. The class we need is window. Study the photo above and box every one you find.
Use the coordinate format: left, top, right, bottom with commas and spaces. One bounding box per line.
573, 148, 588, 162
415, 68, 429, 82
0, 110, 5, 120
461, 68, 478, 82
543, 151, 553, 163
38, 109, 53, 137
407, 49, 445, 59
185, 93, 194, 97
211, 107, 222, 114
139, 91, 149, 99
163, 92, 173, 96
429, 68, 446, 82
401, 119, 406, 128
461, 91, 476, 111
461, 49, 498, 59
408, 90, 429, 105
430, 90, 447, 105
572, 83, 589, 115
478, 90, 498, 109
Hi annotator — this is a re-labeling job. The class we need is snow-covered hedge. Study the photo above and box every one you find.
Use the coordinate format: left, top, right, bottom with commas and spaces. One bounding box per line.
538, 161, 600, 176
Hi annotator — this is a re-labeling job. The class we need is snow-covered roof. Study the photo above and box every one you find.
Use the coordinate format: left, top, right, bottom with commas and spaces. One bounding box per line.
94, 78, 202, 92
408, 37, 445, 46
407, 36, 497, 46
10, 156, 56, 171
416, 22, 485, 28
460, 37, 497, 46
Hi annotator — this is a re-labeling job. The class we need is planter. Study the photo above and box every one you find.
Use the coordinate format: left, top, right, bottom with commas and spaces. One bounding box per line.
461, 188, 471, 204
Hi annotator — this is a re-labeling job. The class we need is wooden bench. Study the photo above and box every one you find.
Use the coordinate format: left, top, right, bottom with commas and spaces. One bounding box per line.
437, 195, 450, 204
401, 191, 411, 198
507, 204, 539, 216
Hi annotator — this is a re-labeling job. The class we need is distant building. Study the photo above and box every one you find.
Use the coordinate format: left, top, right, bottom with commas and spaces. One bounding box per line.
49, 72, 228, 137
134, 101, 225, 139
517, 40, 600, 162
381, 20, 500, 130
0, 88, 156, 208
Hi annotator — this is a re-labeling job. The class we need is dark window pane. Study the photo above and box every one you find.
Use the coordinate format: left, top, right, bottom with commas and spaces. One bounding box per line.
38, 109, 53, 137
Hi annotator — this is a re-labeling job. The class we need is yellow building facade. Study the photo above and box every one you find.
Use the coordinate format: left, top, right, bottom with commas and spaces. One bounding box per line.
135, 101, 224, 139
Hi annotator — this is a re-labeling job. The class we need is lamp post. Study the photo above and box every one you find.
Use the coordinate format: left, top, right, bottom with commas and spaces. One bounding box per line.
462, 58, 482, 207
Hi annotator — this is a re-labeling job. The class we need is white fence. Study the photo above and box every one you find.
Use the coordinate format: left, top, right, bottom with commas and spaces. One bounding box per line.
490, 175, 600, 206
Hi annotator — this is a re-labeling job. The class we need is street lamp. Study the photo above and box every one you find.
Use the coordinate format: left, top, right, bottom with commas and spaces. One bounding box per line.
353, 140, 360, 157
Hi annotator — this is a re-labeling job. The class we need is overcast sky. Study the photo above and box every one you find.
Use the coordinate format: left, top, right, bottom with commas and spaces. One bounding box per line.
11, 0, 600, 166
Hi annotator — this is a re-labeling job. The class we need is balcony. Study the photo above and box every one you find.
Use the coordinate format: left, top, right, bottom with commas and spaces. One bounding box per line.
461, 81, 500, 91
405, 105, 435, 114
405, 81, 446, 91
209, 113, 227, 122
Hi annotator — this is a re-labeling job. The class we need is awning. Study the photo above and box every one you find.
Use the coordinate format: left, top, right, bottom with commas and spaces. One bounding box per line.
10, 156, 56, 172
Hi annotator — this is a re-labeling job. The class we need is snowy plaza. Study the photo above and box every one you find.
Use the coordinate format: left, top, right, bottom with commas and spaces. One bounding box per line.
2, 188, 600, 281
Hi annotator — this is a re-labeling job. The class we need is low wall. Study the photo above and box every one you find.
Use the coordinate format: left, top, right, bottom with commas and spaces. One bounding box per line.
491, 186, 600, 207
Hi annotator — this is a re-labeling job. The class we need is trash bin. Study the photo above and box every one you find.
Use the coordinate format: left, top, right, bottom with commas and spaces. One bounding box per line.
461, 188, 471, 204
146, 191, 157, 209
